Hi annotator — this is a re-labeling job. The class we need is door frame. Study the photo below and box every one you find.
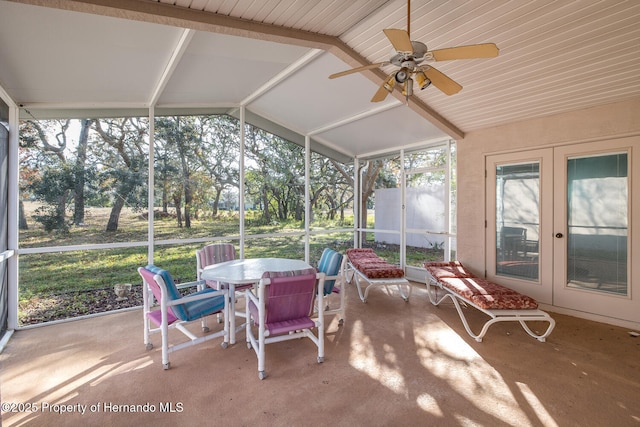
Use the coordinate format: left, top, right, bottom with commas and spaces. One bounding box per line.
485, 149, 554, 304
485, 136, 639, 325
552, 138, 637, 321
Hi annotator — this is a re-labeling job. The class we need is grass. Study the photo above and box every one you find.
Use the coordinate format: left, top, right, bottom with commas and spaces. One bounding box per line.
17, 203, 444, 325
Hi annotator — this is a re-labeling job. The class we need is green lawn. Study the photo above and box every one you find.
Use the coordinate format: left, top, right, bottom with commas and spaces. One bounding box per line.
17, 204, 444, 324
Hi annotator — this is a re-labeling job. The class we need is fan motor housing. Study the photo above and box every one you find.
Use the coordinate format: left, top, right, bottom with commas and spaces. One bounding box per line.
390, 41, 428, 67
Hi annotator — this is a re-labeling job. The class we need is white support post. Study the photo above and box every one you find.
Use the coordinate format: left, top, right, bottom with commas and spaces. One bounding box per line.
239, 106, 246, 258
304, 135, 310, 264
445, 140, 452, 262
353, 157, 360, 248
400, 149, 406, 269
7, 102, 19, 330
147, 107, 155, 265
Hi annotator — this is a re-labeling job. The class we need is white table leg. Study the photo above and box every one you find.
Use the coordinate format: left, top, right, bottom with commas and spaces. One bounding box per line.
229, 283, 236, 344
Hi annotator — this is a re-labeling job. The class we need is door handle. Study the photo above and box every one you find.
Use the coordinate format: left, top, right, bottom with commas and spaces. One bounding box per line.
555, 233, 563, 238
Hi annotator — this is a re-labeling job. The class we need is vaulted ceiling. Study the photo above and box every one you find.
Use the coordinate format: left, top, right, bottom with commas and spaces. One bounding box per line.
1, 0, 639, 160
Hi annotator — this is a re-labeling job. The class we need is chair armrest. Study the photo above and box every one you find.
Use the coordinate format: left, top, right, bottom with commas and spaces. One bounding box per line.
175, 279, 206, 290
245, 287, 259, 306
166, 287, 228, 307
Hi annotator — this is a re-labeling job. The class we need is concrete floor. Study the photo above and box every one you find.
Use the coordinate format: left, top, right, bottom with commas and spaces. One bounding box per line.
2, 283, 639, 426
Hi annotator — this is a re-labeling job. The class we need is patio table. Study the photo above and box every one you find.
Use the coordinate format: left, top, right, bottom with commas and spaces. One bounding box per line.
201, 258, 312, 344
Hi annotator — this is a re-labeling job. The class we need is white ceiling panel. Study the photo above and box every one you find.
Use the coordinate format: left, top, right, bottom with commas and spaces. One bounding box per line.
1, 0, 639, 158
0, 1, 181, 107
316, 104, 448, 157
159, 31, 311, 106
248, 52, 398, 133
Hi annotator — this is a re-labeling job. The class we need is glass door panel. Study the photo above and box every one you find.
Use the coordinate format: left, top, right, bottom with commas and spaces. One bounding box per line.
495, 163, 540, 281
486, 149, 553, 304
566, 153, 628, 295
553, 138, 638, 322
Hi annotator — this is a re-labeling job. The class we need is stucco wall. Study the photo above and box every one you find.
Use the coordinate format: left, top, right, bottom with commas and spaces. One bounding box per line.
456, 97, 640, 276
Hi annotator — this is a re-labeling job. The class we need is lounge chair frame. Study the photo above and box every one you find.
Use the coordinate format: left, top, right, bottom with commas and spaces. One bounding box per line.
345, 249, 412, 303
425, 269, 555, 342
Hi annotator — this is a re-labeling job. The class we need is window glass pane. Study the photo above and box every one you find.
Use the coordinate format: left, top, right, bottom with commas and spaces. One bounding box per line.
309, 232, 353, 265
309, 152, 354, 231
154, 115, 240, 239
244, 236, 305, 259
244, 124, 305, 234
19, 118, 149, 246
496, 162, 540, 281
18, 248, 146, 326
567, 153, 628, 295
404, 143, 455, 264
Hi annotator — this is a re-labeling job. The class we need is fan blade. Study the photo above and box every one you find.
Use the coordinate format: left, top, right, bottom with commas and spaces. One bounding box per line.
371, 83, 391, 102
383, 29, 414, 53
431, 43, 499, 61
329, 62, 388, 79
423, 66, 462, 95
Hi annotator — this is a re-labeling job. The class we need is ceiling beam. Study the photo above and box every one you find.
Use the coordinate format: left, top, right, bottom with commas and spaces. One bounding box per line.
8, 0, 464, 139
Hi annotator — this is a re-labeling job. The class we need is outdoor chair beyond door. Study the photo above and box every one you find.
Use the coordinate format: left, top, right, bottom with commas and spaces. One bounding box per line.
245, 269, 325, 380
316, 248, 347, 325
139, 265, 229, 370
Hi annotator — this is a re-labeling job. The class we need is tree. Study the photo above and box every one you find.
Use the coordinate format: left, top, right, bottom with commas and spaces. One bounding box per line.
72, 119, 92, 225
193, 116, 240, 217
93, 118, 148, 232
20, 120, 73, 231
155, 116, 201, 228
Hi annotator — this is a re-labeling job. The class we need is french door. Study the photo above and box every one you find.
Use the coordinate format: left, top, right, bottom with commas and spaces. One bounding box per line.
486, 137, 639, 324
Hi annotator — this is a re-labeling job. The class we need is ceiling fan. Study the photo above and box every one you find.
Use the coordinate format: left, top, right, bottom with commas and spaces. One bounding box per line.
329, 0, 499, 102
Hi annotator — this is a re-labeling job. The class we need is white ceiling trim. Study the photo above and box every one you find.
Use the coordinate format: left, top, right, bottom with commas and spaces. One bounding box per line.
149, 28, 195, 107
241, 48, 324, 106
307, 101, 402, 136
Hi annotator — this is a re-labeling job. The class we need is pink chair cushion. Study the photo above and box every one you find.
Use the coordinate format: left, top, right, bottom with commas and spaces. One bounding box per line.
146, 309, 179, 327
249, 271, 318, 336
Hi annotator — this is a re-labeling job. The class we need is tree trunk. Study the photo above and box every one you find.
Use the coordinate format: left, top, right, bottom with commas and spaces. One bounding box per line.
106, 196, 125, 232
18, 200, 28, 230
174, 194, 183, 228
73, 119, 91, 225
212, 188, 221, 217
184, 180, 192, 228
261, 187, 271, 223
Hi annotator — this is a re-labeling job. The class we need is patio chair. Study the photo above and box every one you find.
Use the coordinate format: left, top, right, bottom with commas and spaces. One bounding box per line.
245, 268, 325, 380
196, 243, 242, 324
139, 265, 229, 370
196, 243, 237, 288
316, 248, 347, 325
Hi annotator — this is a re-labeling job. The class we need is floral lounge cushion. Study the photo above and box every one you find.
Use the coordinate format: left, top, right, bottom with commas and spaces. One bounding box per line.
439, 277, 520, 299
426, 261, 538, 310
424, 261, 474, 279
347, 249, 405, 279
471, 293, 538, 310
359, 266, 405, 279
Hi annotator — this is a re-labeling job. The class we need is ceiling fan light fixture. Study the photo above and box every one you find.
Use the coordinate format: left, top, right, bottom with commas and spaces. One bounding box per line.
383, 73, 396, 92
395, 67, 409, 83
415, 71, 431, 90
402, 78, 414, 97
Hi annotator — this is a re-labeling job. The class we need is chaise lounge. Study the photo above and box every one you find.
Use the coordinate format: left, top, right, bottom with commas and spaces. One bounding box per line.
346, 248, 412, 303
424, 261, 555, 342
